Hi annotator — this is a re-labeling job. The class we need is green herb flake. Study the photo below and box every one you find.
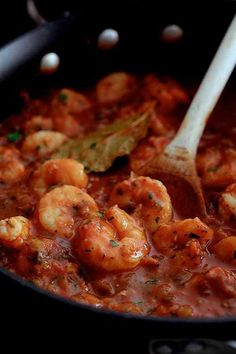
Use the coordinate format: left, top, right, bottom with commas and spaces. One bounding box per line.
7, 131, 22, 142
97, 211, 105, 219
110, 239, 119, 248
58, 92, 69, 103
89, 142, 97, 149
207, 166, 219, 173
73, 206, 79, 214
147, 192, 153, 200
145, 279, 158, 285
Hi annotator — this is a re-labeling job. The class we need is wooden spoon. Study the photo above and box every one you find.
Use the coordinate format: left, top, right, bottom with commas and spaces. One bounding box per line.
138, 14, 236, 217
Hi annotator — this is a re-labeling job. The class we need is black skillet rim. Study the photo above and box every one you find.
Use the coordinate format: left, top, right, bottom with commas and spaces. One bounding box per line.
1, 265, 236, 326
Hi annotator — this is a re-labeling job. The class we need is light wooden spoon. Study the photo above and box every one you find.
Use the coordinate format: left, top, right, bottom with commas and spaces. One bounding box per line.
138, 14, 236, 217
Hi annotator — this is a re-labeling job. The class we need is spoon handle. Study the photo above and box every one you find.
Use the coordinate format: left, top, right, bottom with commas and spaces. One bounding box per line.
0, 13, 76, 84
168, 13, 236, 157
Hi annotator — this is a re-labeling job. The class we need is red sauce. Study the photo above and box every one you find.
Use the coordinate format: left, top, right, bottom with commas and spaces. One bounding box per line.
0, 73, 236, 318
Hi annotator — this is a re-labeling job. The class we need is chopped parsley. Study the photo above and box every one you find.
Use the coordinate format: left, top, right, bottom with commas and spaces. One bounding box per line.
97, 211, 105, 219
84, 166, 90, 173
89, 142, 97, 149
7, 131, 22, 142
110, 240, 119, 248
58, 92, 69, 103
207, 166, 219, 173
73, 206, 79, 214
147, 192, 153, 200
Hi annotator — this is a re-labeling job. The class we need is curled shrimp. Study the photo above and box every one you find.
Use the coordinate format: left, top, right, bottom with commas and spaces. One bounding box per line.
219, 183, 236, 222
129, 136, 169, 174
50, 88, 92, 137
38, 185, 98, 238
197, 146, 236, 188
0, 146, 25, 184
52, 114, 81, 138
38, 185, 149, 270
149, 112, 176, 137
152, 218, 213, 253
109, 176, 172, 233
22, 131, 67, 159
0, 216, 30, 249
142, 74, 189, 114
96, 72, 136, 104
213, 236, 236, 264
31, 159, 88, 196
54, 88, 92, 114
23, 115, 53, 133
169, 239, 205, 269
74, 205, 149, 271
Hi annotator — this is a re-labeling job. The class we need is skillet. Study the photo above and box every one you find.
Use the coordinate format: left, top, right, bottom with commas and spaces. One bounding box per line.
1, 1, 236, 352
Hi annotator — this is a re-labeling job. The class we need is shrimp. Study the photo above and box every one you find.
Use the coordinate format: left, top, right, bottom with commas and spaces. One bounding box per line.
31, 159, 88, 196
219, 183, 236, 222
109, 176, 172, 233
50, 88, 91, 137
189, 266, 236, 298
38, 185, 98, 238
24, 115, 53, 133
25, 113, 81, 138
152, 218, 213, 253
197, 146, 236, 188
22, 131, 67, 158
38, 185, 148, 270
96, 72, 136, 104
0, 146, 25, 184
54, 88, 92, 114
169, 239, 204, 269
0, 216, 30, 248
117, 101, 176, 137
129, 136, 169, 173
16, 237, 65, 275
204, 267, 236, 298
213, 236, 236, 263
142, 74, 189, 114
52, 114, 81, 138
74, 205, 149, 271
149, 112, 176, 137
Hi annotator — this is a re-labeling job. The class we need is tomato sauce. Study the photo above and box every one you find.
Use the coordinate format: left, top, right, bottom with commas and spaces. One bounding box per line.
0, 72, 236, 318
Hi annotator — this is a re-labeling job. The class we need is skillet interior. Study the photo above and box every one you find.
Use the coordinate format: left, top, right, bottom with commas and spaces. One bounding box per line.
1, 1, 236, 350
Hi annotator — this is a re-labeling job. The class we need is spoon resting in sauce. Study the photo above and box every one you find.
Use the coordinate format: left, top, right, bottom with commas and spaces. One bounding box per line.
138, 14, 236, 217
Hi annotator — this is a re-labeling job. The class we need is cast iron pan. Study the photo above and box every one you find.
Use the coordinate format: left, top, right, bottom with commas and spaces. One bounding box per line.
1, 1, 236, 352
